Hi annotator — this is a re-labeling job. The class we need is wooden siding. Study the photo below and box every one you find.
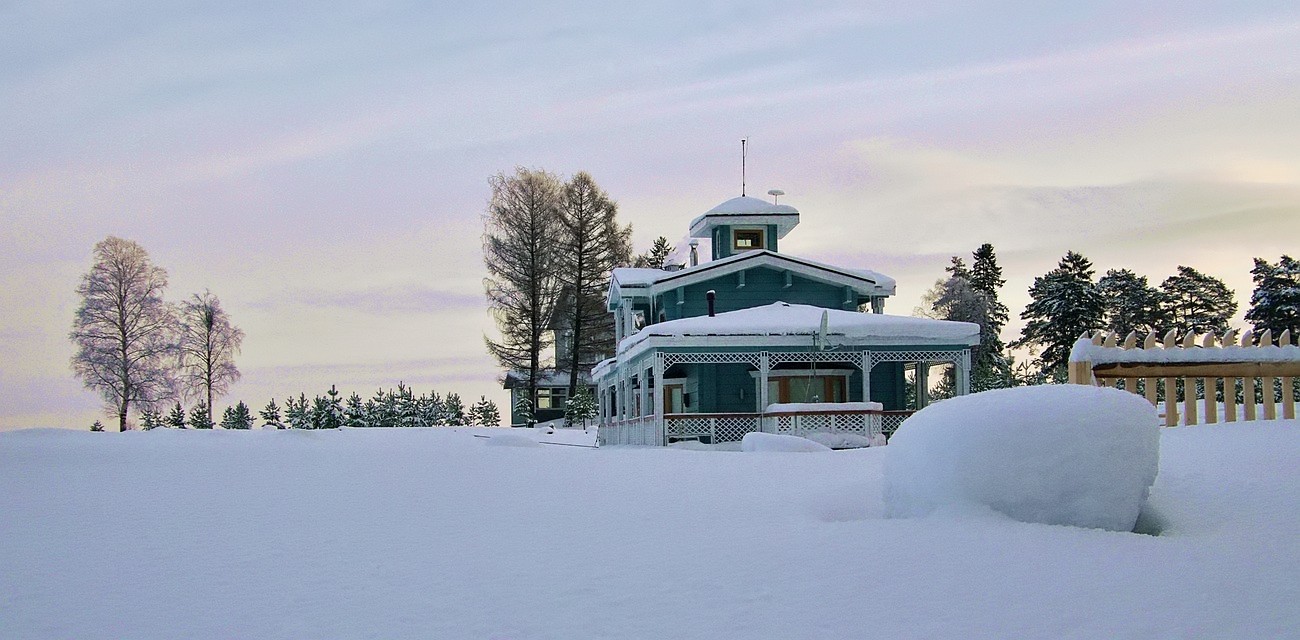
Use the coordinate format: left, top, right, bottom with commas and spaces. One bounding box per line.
655, 265, 866, 322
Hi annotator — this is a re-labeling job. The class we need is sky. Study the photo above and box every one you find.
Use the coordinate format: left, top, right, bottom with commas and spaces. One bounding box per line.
2, 1, 1298, 430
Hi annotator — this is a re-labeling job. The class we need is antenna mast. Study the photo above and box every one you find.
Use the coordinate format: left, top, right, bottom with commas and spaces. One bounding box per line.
741, 137, 747, 196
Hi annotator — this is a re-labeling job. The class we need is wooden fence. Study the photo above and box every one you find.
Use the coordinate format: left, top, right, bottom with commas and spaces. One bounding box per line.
1068, 328, 1300, 426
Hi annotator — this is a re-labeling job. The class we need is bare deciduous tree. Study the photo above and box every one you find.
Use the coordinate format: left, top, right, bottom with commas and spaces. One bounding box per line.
557, 172, 631, 396
177, 290, 244, 423
483, 167, 563, 418
70, 236, 176, 431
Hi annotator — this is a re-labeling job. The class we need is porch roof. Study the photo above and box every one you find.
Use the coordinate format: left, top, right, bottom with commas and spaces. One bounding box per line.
612, 302, 979, 362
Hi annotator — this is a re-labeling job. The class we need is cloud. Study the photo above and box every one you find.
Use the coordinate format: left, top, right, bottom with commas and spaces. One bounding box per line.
248, 285, 483, 315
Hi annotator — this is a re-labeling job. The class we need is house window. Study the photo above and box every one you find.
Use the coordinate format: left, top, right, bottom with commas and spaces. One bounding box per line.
759, 372, 852, 403
536, 387, 567, 410
733, 229, 765, 251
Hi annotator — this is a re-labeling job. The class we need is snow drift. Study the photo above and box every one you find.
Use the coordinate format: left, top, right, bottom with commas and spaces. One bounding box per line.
741, 431, 832, 452
884, 385, 1159, 531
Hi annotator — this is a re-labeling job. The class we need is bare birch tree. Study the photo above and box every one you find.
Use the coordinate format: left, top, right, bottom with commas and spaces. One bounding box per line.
70, 237, 176, 431
483, 167, 563, 418
177, 290, 244, 423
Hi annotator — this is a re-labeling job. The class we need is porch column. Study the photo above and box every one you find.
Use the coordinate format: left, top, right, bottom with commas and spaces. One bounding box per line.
916, 361, 929, 409
653, 353, 665, 445
639, 361, 650, 421
958, 349, 972, 396
758, 351, 770, 413
861, 350, 872, 403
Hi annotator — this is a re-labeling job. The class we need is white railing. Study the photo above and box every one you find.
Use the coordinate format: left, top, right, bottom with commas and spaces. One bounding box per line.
598, 416, 662, 446
764, 410, 881, 440
663, 413, 764, 444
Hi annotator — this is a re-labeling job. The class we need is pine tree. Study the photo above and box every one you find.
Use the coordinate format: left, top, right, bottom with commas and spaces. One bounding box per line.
285, 393, 310, 429
467, 396, 500, 426
165, 402, 187, 428
944, 256, 970, 280
219, 401, 253, 429
1013, 251, 1105, 381
565, 387, 597, 428
634, 236, 673, 268
557, 172, 633, 396
343, 392, 367, 428
968, 243, 1012, 390
189, 401, 214, 429
1159, 266, 1237, 335
514, 395, 535, 427
1245, 256, 1300, 340
140, 408, 162, 430
478, 398, 501, 427
444, 393, 466, 426
90, 420, 105, 432
483, 167, 564, 422
259, 399, 284, 429
324, 385, 343, 429
1098, 269, 1167, 337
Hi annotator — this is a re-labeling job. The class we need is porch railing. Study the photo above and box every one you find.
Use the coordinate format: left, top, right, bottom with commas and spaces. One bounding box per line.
600, 409, 918, 446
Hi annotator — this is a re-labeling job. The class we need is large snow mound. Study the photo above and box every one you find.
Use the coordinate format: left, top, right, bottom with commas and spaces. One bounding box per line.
884, 385, 1159, 531
741, 431, 832, 452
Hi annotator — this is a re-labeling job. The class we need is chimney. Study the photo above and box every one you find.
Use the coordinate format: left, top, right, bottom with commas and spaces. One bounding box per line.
689, 240, 699, 267
707, 290, 716, 317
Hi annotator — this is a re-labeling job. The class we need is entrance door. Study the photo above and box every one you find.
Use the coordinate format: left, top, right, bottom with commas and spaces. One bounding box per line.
664, 384, 685, 414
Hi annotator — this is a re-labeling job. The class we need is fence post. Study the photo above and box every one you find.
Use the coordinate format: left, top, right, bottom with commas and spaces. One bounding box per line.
1282, 330, 1296, 420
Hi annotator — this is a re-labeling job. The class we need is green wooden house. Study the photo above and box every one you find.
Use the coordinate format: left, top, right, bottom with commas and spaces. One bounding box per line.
593, 195, 979, 445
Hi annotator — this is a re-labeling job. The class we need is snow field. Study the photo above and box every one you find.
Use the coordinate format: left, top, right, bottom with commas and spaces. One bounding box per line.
2, 420, 1298, 639
884, 385, 1160, 532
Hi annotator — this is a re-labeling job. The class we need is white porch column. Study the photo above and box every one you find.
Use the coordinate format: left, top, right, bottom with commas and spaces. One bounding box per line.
861, 350, 872, 403
653, 353, 665, 445
639, 362, 650, 420
917, 361, 929, 409
758, 351, 770, 413
958, 350, 972, 396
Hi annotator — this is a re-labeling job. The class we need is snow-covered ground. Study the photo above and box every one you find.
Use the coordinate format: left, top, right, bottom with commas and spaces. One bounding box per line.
3, 422, 1298, 639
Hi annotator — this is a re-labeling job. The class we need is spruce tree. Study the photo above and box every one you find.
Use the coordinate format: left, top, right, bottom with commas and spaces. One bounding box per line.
1159, 266, 1237, 335
343, 393, 367, 428
221, 401, 253, 429
444, 393, 467, 426
1245, 256, 1300, 340
478, 398, 501, 427
565, 387, 598, 428
325, 385, 343, 429
140, 408, 162, 430
1013, 251, 1104, 381
514, 395, 535, 427
634, 236, 673, 268
1098, 269, 1167, 337
91, 420, 105, 432
189, 401, 214, 429
944, 256, 970, 280
285, 393, 310, 429
968, 243, 1011, 390
165, 402, 187, 428
259, 399, 284, 429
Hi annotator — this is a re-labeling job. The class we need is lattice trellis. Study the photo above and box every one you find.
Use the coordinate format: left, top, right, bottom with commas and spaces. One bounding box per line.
714, 416, 761, 442
767, 351, 863, 366
866, 349, 968, 372
661, 352, 761, 368
769, 412, 877, 438
880, 412, 914, 437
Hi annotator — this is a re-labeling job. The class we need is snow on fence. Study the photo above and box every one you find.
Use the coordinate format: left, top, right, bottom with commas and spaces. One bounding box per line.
1068, 328, 1300, 426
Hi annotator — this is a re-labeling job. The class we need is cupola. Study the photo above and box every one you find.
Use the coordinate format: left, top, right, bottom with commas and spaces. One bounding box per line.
688, 196, 800, 260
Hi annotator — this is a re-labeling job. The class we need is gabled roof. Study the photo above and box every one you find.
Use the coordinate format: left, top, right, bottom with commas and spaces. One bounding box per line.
612, 302, 979, 361
608, 250, 896, 309
688, 196, 800, 239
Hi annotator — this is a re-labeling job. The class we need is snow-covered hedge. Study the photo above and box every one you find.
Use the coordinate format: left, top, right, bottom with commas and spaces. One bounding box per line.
884, 385, 1159, 532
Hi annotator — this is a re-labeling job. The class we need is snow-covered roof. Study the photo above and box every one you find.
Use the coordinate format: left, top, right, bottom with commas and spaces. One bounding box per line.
615, 302, 979, 360
503, 369, 592, 389
608, 250, 896, 308
689, 196, 800, 239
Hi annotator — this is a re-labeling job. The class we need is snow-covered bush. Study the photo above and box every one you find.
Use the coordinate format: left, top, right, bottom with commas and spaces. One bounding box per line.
741, 432, 832, 452
884, 385, 1159, 531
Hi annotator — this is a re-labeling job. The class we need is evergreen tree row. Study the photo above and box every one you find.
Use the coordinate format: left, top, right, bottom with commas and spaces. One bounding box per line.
129, 383, 501, 430
1014, 252, 1295, 381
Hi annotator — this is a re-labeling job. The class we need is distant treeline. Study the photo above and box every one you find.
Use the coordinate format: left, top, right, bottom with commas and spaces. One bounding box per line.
118, 383, 501, 430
